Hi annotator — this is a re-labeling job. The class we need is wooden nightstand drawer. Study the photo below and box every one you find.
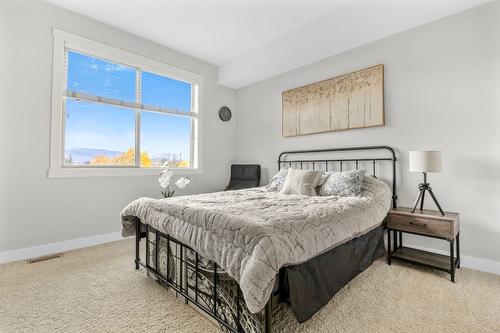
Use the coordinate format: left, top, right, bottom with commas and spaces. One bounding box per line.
387, 208, 459, 240
388, 214, 451, 238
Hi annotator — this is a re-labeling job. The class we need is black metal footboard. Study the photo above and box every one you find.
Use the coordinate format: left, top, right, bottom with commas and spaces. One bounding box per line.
134, 219, 273, 333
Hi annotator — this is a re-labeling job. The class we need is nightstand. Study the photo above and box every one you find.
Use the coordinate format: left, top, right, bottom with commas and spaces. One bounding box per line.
386, 207, 460, 282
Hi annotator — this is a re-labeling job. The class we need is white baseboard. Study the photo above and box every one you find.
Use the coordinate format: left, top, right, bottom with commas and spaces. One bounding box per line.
0, 231, 125, 264
403, 243, 500, 276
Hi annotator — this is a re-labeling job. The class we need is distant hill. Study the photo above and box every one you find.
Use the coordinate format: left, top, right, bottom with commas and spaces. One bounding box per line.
65, 148, 123, 164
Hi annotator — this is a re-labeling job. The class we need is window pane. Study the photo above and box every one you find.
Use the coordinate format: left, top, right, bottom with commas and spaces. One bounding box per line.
140, 111, 191, 168
141, 71, 191, 112
66, 51, 136, 103
64, 99, 136, 166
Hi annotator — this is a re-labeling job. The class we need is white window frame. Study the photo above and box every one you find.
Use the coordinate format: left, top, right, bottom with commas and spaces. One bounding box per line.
49, 29, 203, 178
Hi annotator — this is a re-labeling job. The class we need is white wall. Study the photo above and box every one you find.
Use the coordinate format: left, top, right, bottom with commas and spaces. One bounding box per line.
0, 0, 236, 253
235, 1, 500, 263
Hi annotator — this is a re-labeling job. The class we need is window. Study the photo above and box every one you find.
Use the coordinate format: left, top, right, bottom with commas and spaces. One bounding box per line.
50, 30, 203, 177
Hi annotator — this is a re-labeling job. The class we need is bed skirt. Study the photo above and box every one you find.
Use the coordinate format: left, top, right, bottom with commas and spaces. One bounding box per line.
281, 225, 385, 322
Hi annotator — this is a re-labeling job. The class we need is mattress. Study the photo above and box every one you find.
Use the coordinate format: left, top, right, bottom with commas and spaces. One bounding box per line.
121, 175, 392, 313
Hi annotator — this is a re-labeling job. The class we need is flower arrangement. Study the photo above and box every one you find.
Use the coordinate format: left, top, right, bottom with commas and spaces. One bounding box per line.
158, 167, 191, 198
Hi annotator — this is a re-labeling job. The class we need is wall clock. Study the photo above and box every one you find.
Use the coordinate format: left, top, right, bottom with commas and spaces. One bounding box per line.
218, 106, 232, 121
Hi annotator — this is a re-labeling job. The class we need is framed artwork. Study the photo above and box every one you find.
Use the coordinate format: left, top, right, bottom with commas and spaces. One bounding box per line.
282, 64, 384, 137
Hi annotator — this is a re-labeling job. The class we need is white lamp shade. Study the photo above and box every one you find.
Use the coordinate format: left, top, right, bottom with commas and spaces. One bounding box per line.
409, 151, 442, 173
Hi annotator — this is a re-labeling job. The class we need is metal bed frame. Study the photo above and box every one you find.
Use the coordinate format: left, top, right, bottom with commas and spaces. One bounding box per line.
133, 145, 398, 333
278, 145, 397, 209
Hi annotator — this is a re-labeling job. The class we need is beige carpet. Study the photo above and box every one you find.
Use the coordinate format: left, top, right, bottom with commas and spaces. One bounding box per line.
1, 239, 499, 333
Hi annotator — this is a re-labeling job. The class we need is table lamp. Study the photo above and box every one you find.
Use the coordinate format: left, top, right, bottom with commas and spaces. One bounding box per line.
409, 151, 444, 215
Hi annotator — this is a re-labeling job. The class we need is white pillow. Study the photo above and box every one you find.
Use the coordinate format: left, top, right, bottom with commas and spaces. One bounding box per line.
318, 170, 366, 196
267, 168, 328, 192
280, 168, 322, 196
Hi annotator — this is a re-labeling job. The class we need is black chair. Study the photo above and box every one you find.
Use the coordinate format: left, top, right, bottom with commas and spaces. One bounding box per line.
225, 164, 261, 191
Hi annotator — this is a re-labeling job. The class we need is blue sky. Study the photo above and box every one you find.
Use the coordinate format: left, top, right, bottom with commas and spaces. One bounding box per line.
65, 51, 191, 160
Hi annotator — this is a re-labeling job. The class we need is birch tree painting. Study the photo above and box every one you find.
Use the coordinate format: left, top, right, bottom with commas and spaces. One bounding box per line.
282, 65, 384, 137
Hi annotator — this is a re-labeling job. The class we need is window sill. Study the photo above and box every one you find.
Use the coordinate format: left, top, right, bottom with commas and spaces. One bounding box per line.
48, 167, 203, 178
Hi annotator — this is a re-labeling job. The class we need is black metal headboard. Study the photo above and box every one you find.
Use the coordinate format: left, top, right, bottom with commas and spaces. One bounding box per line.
278, 145, 398, 208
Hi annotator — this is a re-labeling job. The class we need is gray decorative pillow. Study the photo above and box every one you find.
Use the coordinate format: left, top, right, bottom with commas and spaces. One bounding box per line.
267, 168, 328, 192
318, 170, 366, 196
280, 168, 322, 196
266, 168, 289, 191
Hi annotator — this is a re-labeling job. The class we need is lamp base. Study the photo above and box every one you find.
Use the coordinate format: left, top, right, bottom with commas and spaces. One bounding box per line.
411, 173, 445, 216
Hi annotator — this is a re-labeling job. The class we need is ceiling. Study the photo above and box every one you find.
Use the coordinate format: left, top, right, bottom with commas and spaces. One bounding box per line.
46, 0, 491, 89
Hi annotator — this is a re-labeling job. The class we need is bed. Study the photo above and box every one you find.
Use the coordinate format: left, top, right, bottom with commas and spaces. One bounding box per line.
121, 146, 398, 333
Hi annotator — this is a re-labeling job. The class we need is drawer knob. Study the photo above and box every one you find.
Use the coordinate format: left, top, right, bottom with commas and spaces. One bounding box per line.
409, 221, 426, 228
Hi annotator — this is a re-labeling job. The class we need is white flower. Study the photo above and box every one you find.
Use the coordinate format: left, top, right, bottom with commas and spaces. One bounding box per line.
158, 169, 173, 189
160, 168, 173, 177
175, 177, 190, 189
